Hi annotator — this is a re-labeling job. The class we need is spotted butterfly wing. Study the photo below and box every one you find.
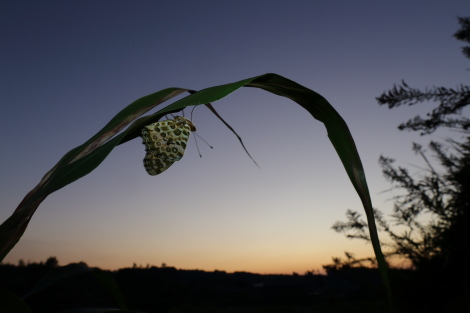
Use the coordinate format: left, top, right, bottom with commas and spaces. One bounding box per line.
141, 116, 196, 175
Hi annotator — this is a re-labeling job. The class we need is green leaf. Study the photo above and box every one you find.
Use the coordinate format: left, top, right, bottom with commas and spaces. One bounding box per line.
0, 73, 392, 309
0, 88, 191, 262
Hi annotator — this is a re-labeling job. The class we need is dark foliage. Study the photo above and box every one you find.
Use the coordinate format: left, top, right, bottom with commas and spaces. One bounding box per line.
454, 17, 470, 59
376, 17, 470, 135
376, 83, 470, 134
328, 17, 470, 313
331, 138, 470, 269
328, 138, 470, 312
0, 260, 394, 313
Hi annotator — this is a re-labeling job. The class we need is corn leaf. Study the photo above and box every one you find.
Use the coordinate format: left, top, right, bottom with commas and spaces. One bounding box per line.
0, 73, 391, 308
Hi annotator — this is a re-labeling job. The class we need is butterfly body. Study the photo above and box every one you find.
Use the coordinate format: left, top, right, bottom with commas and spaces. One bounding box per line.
141, 116, 196, 175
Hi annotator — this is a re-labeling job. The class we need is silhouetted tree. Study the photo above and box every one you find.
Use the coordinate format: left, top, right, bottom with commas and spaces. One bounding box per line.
330, 16, 470, 268
327, 17, 470, 312
44, 256, 59, 268
331, 139, 470, 270
376, 17, 470, 134
454, 17, 470, 59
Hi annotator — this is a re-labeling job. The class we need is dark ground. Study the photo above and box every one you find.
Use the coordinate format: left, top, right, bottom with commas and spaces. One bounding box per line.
1, 261, 467, 313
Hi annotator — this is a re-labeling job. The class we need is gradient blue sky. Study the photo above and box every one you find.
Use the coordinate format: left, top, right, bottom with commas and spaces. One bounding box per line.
1, 1, 469, 274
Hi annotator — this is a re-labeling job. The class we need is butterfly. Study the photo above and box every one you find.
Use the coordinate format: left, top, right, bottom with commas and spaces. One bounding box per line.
141, 116, 196, 175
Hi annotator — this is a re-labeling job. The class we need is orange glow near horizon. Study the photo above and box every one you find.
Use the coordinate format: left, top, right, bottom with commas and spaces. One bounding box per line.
3, 232, 379, 275
3, 241, 412, 275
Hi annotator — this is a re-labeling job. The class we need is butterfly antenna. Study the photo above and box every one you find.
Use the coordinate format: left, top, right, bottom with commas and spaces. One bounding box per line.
193, 132, 213, 158
195, 133, 213, 149
194, 133, 202, 157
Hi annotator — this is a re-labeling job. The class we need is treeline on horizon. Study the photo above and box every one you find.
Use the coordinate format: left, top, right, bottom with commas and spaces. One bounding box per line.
1, 256, 409, 313
1, 256, 323, 275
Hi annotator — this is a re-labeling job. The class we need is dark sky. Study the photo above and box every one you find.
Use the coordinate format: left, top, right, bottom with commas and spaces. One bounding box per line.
1, 0, 468, 273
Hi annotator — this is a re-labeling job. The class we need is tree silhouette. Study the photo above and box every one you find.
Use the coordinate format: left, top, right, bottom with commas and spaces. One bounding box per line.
44, 256, 59, 269
327, 17, 470, 312
376, 17, 470, 135
330, 139, 470, 271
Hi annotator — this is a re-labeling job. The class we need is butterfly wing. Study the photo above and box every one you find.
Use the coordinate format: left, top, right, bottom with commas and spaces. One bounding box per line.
141, 117, 195, 175
143, 152, 175, 176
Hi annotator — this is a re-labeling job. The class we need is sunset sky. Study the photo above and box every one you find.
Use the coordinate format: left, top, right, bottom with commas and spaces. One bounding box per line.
1, 1, 469, 274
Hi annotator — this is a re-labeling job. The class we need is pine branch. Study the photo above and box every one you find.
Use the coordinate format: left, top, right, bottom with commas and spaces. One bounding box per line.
376, 82, 470, 134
